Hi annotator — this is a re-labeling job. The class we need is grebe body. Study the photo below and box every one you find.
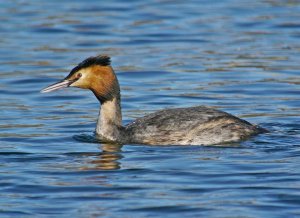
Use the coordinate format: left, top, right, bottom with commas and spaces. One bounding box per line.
124, 106, 264, 145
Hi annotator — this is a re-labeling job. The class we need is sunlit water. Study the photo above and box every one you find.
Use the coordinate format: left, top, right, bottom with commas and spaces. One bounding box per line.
0, 1, 300, 217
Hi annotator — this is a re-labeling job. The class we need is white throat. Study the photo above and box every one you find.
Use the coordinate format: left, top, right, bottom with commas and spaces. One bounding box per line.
95, 97, 123, 142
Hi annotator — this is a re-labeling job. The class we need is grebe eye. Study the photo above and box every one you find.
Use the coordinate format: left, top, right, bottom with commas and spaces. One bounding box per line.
77, 73, 82, 78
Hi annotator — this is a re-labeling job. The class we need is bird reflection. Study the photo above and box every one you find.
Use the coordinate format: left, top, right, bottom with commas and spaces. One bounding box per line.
80, 143, 123, 170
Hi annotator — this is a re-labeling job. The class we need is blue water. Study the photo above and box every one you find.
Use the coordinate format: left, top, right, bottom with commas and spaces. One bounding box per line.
0, 1, 300, 217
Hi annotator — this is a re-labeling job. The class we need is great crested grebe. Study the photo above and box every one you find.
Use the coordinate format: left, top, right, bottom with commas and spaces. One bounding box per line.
41, 55, 266, 146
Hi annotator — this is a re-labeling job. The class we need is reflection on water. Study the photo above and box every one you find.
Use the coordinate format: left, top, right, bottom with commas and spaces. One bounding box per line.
80, 144, 123, 170
70, 135, 123, 170
0, 0, 300, 217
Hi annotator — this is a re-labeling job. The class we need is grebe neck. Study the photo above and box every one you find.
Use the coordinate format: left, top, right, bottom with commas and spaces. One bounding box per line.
96, 96, 123, 142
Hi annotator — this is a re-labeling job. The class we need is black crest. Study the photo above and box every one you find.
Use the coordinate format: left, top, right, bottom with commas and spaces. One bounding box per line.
67, 55, 111, 77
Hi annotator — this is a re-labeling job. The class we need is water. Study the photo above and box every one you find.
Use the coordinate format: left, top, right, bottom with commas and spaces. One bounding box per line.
0, 0, 299, 217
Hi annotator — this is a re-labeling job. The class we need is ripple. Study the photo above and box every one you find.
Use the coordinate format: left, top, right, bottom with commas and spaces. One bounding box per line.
124, 205, 207, 213
30, 27, 69, 34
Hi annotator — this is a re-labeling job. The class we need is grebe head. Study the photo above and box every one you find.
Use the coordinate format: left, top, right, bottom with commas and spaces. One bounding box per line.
41, 55, 120, 103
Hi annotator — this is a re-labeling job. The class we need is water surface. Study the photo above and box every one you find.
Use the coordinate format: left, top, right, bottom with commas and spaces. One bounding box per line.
0, 1, 300, 217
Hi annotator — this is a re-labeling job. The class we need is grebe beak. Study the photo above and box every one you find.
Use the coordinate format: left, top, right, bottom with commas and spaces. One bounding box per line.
40, 79, 75, 93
